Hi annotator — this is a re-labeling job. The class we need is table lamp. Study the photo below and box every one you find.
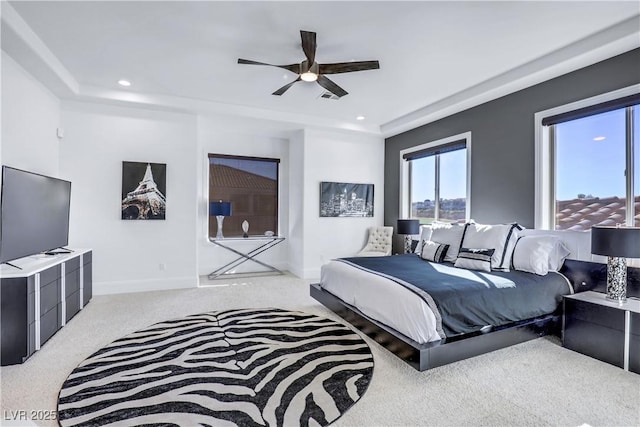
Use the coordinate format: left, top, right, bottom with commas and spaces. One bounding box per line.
397, 219, 420, 254
210, 200, 232, 239
591, 225, 640, 302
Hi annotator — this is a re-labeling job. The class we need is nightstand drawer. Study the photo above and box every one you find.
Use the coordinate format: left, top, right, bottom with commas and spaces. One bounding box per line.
564, 298, 625, 330
563, 319, 625, 367
630, 312, 640, 374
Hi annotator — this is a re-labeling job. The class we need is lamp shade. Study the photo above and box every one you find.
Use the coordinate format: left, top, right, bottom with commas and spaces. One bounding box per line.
397, 219, 420, 235
591, 226, 640, 258
209, 201, 231, 217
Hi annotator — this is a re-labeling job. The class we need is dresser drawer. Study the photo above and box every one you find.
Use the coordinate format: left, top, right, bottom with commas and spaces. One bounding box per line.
39, 279, 60, 315
65, 256, 81, 274
40, 305, 60, 345
39, 265, 61, 288
65, 291, 81, 323
83, 262, 92, 306
65, 268, 80, 297
82, 251, 92, 266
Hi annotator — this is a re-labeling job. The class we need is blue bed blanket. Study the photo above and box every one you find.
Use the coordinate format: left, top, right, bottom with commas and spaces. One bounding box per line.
337, 254, 573, 338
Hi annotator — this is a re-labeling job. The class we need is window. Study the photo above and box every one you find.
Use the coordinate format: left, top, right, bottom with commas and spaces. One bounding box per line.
538, 91, 639, 230
208, 154, 279, 238
400, 133, 470, 224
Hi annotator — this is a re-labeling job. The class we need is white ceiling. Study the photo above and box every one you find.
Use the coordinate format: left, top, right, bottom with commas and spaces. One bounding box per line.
3, 1, 639, 136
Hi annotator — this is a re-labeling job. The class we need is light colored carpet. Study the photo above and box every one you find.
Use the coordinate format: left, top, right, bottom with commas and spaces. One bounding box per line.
1, 273, 639, 427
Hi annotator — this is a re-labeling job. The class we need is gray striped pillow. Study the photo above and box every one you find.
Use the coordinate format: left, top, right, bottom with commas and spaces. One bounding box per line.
420, 240, 449, 263
454, 247, 495, 272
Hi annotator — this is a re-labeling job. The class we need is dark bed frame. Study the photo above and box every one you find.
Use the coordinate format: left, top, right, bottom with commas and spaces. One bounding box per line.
311, 259, 640, 371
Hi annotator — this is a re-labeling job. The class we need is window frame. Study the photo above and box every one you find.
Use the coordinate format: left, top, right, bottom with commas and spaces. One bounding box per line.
399, 131, 472, 222
207, 153, 280, 238
534, 84, 639, 229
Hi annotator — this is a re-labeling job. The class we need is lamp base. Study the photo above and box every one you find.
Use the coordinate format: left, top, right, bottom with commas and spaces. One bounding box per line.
605, 256, 627, 303
403, 235, 412, 254
216, 215, 225, 239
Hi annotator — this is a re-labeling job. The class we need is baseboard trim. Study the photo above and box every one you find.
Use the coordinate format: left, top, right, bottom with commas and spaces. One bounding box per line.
285, 266, 319, 281
198, 261, 289, 278
93, 276, 197, 295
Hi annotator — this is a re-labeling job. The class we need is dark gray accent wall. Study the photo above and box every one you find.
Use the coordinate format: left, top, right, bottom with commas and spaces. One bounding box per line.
385, 48, 640, 229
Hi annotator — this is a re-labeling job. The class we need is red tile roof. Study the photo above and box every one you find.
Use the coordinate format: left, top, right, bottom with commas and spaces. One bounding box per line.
555, 196, 640, 230
210, 164, 276, 190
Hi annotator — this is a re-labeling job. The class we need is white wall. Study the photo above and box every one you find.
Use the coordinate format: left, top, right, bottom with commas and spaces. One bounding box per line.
2, 51, 385, 290
59, 101, 198, 294
290, 128, 385, 279
287, 130, 306, 278
196, 115, 290, 278
1, 52, 61, 176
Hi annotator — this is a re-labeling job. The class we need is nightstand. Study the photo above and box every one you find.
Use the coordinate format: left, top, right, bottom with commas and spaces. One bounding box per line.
563, 291, 639, 374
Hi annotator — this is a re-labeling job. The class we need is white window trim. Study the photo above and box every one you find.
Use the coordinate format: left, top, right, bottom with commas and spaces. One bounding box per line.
399, 131, 472, 221
534, 84, 640, 229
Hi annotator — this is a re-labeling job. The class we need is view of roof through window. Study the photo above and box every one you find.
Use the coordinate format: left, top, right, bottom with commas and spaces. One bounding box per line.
555, 105, 639, 230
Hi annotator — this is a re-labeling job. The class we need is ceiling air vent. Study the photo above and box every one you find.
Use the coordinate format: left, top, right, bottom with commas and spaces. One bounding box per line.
318, 91, 340, 100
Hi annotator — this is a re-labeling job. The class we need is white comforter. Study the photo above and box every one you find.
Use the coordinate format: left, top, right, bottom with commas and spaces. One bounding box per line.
320, 259, 442, 344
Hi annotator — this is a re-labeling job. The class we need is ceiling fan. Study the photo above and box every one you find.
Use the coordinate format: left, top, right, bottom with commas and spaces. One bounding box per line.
238, 30, 380, 98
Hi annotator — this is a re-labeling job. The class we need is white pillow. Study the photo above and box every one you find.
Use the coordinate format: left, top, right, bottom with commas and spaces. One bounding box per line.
413, 225, 433, 254
513, 235, 570, 274
461, 223, 522, 271
454, 248, 495, 272
430, 223, 468, 262
548, 239, 571, 271
420, 240, 449, 263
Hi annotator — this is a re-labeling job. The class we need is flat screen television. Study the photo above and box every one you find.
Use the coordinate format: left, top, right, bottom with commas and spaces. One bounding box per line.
0, 166, 72, 264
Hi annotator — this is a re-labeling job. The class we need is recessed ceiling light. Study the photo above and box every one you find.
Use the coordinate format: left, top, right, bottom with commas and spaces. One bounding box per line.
356, 115, 365, 121
593, 136, 606, 141
118, 79, 131, 87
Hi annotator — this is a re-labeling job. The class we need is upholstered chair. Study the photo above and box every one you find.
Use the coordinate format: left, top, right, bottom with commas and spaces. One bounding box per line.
355, 226, 393, 257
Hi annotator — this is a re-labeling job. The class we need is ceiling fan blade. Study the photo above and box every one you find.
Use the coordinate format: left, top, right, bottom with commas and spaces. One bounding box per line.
319, 60, 380, 74
316, 75, 348, 98
272, 77, 301, 96
238, 58, 300, 74
300, 30, 317, 65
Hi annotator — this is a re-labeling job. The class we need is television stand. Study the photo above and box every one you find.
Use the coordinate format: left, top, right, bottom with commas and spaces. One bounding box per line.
0, 249, 92, 366
43, 247, 73, 255
2, 261, 23, 270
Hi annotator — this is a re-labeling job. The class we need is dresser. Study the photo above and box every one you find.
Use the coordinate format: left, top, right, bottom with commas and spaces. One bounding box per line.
0, 249, 92, 366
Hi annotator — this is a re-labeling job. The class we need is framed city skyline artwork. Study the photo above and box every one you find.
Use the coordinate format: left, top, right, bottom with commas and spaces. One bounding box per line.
319, 182, 374, 217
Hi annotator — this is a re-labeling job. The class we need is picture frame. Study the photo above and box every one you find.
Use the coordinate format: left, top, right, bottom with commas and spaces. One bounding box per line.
121, 161, 167, 220
319, 182, 374, 217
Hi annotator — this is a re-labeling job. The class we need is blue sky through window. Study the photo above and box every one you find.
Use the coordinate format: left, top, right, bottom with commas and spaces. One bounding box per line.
556, 109, 626, 201
411, 149, 466, 202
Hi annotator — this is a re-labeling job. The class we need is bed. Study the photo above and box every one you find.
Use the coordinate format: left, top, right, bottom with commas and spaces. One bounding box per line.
311, 226, 599, 371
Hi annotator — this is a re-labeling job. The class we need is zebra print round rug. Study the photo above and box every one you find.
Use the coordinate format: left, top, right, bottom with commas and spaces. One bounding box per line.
58, 308, 373, 426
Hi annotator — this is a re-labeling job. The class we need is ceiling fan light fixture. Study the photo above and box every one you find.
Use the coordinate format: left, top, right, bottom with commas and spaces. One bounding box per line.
300, 71, 318, 82
237, 30, 379, 97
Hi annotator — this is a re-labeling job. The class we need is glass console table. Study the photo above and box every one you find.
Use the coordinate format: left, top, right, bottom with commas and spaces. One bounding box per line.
208, 236, 285, 280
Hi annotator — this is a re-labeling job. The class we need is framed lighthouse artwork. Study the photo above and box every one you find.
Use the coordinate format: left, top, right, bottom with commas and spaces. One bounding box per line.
121, 161, 167, 220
